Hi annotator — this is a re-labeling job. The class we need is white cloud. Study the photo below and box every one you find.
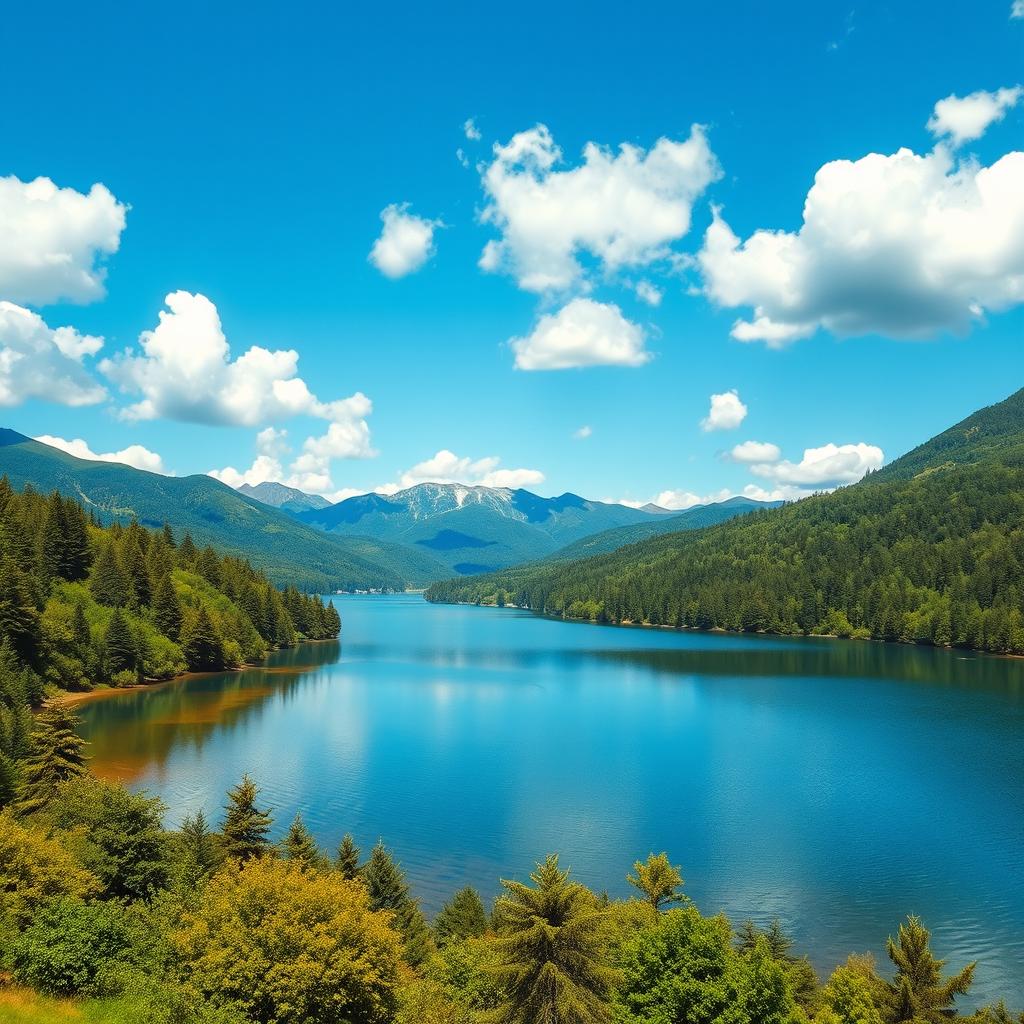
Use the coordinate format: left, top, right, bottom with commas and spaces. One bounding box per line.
1014, 1, 1024, 18
285, 395, 377, 492
0, 175, 127, 306
699, 135, 1024, 344
369, 203, 441, 278
0, 301, 106, 407
730, 440, 782, 463
376, 449, 545, 494
463, 118, 482, 141
510, 298, 650, 370
479, 123, 721, 292
749, 442, 883, 485
701, 390, 747, 432
928, 86, 1022, 147
634, 280, 663, 306
209, 427, 289, 488
35, 434, 166, 474
573, 425, 593, 440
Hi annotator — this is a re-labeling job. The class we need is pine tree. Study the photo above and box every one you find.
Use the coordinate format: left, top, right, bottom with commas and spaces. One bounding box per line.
179, 808, 219, 876
177, 532, 198, 568
182, 606, 224, 670
281, 812, 324, 868
123, 534, 152, 609
489, 854, 617, 1024
434, 885, 489, 945
335, 833, 361, 879
627, 852, 688, 912
0, 558, 40, 662
90, 542, 130, 607
152, 574, 183, 639
71, 602, 91, 651
195, 546, 222, 588
162, 523, 176, 549
363, 840, 433, 966
104, 608, 138, 677
221, 773, 273, 861
17, 705, 88, 814
883, 916, 975, 1023
39, 491, 68, 584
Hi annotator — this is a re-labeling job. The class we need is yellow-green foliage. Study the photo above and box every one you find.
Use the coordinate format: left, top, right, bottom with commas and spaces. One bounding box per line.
172, 857, 403, 1024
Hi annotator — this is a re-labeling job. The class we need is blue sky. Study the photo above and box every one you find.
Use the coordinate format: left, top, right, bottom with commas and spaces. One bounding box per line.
2, 1, 1022, 508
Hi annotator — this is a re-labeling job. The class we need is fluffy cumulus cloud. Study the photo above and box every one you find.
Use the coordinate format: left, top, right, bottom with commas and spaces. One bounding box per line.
700, 390, 747, 431
209, 427, 289, 488
730, 439, 782, 463
377, 449, 545, 494
749, 442, 884, 485
368, 204, 441, 278
573, 425, 593, 440
463, 118, 482, 141
1014, 1, 1024, 18
633, 280, 663, 306
0, 301, 106, 407
928, 86, 1022, 147
35, 434, 166, 474
0, 175, 127, 306
285, 395, 377, 493
510, 298, 650, 370
479, 123, 721, 292
699, 103, 1024, 345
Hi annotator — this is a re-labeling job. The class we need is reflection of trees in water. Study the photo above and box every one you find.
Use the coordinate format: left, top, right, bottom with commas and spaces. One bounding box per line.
79, 641, 341, 781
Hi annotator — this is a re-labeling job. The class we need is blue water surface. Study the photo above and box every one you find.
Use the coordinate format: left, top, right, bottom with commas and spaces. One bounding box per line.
75, 595, 1024, 1006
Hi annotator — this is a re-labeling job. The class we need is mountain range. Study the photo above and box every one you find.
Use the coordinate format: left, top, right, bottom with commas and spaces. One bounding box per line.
238, 481, 331, 513
424, 387, 1024, 656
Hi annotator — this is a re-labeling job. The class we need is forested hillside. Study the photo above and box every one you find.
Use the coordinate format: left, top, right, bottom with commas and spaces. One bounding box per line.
0, 478, 340, 803
0, 431, 421, 592
427, 390, 1024, 655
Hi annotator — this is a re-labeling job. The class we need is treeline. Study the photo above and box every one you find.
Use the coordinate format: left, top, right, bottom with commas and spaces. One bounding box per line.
426, 457, 1024, 655
0, 738, 1018, 1024
0, 480, 339, 805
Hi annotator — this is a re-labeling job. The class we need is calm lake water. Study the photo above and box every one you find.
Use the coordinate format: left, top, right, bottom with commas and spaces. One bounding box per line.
76, 594, 1024, 1006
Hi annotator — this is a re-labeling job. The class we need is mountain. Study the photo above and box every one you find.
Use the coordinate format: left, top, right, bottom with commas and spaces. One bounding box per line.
544, 496, 781, 562
426, 387, 1024, 655
0, 430, 440, 592
297, 482, 666, 576
238, 481, 331, 513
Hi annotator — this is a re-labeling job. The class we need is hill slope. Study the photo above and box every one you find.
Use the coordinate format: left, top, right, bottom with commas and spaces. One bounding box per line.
427, 387, 1024, 655
0, 431, 433, 592
238, 481, 331, 513
297, 482, 664, 575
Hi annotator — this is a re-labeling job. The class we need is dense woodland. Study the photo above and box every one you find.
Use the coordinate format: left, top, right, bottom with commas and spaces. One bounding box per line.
426, 457, 1024, 655
0, 479, 339, 808
1, 750, 1019, 1024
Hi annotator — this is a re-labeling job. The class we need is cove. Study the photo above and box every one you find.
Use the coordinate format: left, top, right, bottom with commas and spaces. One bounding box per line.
74, 594, 1024, 1006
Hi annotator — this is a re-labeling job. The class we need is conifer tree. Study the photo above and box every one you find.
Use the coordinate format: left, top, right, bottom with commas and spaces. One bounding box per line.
363, 840, 433, 966
123, 534, 152, 609
90, 542, 130, 607
104, 608, 138, 677
281, 812, 324, 868
0, 558, 40, 662
152, 574, 183, 639
196, 546, 222, 588
627, 852, 688, 912
177, 532, 198, 567
16, 705, 88, 814
883, 916, 975, 1023
162, 523, 176, 549
434, 885, 489, 945
335, 833, 361, 879
221, 773, 273, 861
182, 606, 224, 670
71, 602, 91, 651
39, 491, 68, 584
179, 808, 220, 877
489, 854, 617, 1024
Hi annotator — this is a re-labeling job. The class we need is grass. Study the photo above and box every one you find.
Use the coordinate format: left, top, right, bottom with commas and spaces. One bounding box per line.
0, 986, 167, 1024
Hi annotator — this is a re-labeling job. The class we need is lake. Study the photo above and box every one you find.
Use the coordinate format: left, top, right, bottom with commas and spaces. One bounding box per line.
75, 594, 1024, 1006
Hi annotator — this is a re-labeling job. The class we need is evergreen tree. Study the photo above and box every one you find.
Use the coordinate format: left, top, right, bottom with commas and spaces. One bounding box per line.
363, 840, 433, 966
221, 773, 273, 861
39, 491, 69, 584
122, 534, 152, 610
16, 705, 88, 814
177, 532, 198, 567
195, 546, 222, 588
627, 852, 688, 912
882, 916, 975, 1023
89, 542, 130, 607
434, 885, 489, 945
182, 606, 224, 670
335, 832, 361, 879
179, 808, 220, 876
489, 854, 617, 1024
71, 602, 90, 651
162, 523, 176, 549
281, 812, 324, 868
104, 608, 137, 677
152, 573, 183, 639
0, 558, 40, 662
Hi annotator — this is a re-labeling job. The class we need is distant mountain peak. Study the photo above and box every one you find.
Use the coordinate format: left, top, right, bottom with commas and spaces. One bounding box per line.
238, 480, 331, 512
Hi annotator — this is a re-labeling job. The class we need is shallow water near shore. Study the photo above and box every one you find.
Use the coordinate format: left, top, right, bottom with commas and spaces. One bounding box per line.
75, 593, 1024, 1007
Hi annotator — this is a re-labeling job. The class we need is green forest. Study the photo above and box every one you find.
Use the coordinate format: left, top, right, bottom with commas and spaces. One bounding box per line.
1, 754, 1019, 1024
426, 453, 1024, 655
0, 478, 340, 807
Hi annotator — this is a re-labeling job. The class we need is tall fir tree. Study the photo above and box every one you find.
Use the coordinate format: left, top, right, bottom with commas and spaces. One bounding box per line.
90, 542, 130, 608
281, 812, 324, 868
17, 705, 88, 814
152, 574, 183, 640
221, 773, 273, 861
104, 608, 138, 677
335, 833, 361, 880
363, 840, 433, 967
434, 885, 489, 945
182, 606, 224, 670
